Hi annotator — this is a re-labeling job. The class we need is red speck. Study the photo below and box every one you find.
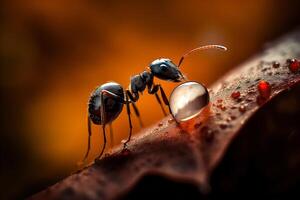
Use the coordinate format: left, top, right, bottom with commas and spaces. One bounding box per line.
239, 105, 246, 113
257, 80, 271, 99
231, 91, 241, 99
272, 61, 280, 68
217, 99, 223, 103
288, 59, 300, 73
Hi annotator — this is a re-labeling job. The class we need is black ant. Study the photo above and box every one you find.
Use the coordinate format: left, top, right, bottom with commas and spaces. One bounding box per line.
83, 44, 227, 161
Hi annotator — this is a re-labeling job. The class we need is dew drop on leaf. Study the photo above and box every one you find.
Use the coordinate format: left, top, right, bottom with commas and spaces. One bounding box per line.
169, 81, 209, 122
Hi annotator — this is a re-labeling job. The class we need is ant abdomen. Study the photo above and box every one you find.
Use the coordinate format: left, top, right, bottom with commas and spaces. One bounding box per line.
88, 82, 124, 125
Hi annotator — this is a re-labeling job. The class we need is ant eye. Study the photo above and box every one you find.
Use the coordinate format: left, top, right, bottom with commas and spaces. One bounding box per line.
160, 64, 168, 71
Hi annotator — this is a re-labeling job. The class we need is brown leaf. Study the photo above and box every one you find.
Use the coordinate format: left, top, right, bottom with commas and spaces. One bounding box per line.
30, 29, 300, 199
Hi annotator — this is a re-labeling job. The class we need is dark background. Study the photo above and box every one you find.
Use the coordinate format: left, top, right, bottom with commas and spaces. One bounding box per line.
1, 0, 300, 199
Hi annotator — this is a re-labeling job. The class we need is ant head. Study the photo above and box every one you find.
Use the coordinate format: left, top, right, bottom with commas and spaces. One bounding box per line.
149, 58, 185, 82
149, 45, 227, 82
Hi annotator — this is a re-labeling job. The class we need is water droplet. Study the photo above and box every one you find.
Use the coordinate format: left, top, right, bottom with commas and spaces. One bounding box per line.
121, 148, 131, 156
216, 104, 226, 111
272, 61, 280, 68
169, 81, 209, 122
262, 68, 268, 72
257, 80, 271, 99
226, 115, 236, 122
168, 118, 175, 124
288, 58, 300, 73
239, 105, 246, 113
219, 123, 228, 129
231, 91, 241, 99
245, 96, 253, 102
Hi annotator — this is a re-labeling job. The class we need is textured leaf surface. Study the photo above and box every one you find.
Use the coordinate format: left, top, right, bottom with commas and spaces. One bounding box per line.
30, 30, 300, 200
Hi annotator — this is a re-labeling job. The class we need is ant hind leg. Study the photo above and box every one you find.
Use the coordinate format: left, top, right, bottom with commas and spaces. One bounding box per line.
96, 92, 107, 160
109, 123, 114, 148
96, 125, 107, 160
124, 93, 133, 149
82, 116, 92, 162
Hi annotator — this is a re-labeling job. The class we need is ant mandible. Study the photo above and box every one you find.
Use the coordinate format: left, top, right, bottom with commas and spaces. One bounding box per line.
83, 44, 227, 161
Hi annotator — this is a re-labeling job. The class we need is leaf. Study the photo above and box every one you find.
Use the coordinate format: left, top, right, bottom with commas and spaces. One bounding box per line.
30, 29, 300, 199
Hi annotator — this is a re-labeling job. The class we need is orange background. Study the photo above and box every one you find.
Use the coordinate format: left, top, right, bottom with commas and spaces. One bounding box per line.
1, 0, 300, 199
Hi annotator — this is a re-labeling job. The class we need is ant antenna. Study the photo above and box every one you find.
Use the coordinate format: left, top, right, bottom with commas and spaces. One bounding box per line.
177, 45, 227, 68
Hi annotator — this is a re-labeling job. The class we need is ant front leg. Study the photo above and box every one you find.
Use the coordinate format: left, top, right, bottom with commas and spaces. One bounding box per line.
148, 83, 168, 116
157, 84, 171, 115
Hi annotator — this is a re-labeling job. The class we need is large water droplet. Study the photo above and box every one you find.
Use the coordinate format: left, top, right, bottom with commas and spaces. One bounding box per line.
169, 81, 209, 122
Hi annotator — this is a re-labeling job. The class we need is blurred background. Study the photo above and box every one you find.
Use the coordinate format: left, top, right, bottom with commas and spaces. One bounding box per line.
0, 0, 300, 199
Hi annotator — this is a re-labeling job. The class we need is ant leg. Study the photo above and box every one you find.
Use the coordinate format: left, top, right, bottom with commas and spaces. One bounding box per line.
158, 85, 171, 114
126, 89, 143, 127
102, 89, 125, 103
82, 116, 92, 162
124, 93, 133, 149
109, 123, 114, 148
149, 84, 167, 116
148, 84, 167, 116
96, 125, 107, 160
126, 89, 139, 102
96, 92, 107, 159
154, 92, 167, 116
131, 102, 144, 127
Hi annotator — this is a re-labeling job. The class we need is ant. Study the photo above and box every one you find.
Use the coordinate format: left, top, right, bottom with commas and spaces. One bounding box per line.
83, 44, 227, 161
